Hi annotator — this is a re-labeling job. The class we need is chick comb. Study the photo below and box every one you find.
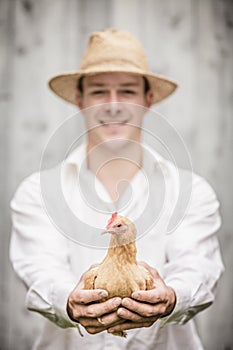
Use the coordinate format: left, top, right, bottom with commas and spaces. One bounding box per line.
107, 212, 118, 228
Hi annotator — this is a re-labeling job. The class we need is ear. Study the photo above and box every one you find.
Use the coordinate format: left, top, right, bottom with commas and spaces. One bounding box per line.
75, 90, 83, 109
145, 90, 154, 108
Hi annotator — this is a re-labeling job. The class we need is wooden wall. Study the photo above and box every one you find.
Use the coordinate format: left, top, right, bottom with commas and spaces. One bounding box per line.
0, 0, 232, 349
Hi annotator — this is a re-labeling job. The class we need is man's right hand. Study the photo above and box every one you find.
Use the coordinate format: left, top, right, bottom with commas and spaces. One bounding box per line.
66, 271, 123, 334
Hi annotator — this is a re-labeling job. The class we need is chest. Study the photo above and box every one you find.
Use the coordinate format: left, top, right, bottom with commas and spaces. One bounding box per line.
68, 225, 167, 281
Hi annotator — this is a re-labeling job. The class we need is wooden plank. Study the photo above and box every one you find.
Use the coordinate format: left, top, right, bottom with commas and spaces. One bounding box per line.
1, 0, 232, 349
0, 0, 16, 347
194, 0, 233, 349
6, 1, 79, 348
5, 0, 113, 348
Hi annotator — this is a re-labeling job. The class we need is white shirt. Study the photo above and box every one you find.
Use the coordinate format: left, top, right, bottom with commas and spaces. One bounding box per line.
10, 142, 224, 350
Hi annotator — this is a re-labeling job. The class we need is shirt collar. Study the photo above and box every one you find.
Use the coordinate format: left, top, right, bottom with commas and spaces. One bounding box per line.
65, 141, 168, 173
65, 141, 87, 168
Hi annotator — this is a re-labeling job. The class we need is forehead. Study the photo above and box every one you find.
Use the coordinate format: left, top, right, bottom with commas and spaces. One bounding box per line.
83, 72, 144, 87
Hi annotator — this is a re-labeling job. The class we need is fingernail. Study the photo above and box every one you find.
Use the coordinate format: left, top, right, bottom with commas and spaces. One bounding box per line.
113, 298, 121, 307
122, 299, 130, 307
118, 309, 125, 316
132, 292, 139, 299
100, 291, 108, 298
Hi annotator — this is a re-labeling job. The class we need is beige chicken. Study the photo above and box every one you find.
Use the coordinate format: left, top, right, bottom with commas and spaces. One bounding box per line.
84, 212, 154, 337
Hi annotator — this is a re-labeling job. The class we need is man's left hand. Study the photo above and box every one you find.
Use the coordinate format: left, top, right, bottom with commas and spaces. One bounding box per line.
107, 263, 176, 334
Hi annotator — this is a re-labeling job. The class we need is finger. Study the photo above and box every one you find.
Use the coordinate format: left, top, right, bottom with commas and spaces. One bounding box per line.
78, 297, 122, 318
138, 262, 165, 288
89, 263, 100, 270
80, 263, 100, 280
85, 325, 106, 335
78, 317, 102, 327
138, 261, 160, 278
75, 289, 108, 304
78, 311, 122, 328
121, 298, 167, 318
117, 307, 158, 323
99, 311, 125, 327
108, 320, 154, 333
131, 289, 164, 304
79, 265, 100, 285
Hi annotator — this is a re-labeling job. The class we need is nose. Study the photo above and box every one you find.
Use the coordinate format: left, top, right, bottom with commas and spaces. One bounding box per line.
108, 90, 118, 103
104, 91, 122, 116
104, 102, 122, 117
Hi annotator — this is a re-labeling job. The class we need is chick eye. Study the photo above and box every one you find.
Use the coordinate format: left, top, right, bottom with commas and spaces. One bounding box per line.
117, 224, 122, 227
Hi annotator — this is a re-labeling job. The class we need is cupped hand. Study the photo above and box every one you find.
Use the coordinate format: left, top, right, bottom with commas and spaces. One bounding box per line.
107, 262, 176, 334
66, 267, 124, 334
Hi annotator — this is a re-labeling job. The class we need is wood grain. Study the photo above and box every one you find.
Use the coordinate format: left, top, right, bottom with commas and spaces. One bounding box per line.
0, 0, 232, 349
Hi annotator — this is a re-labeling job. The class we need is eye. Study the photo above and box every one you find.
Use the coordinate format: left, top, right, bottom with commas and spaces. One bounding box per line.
91, 90, 105, 95
122, 90, 136, 95
117, 224, 122, 227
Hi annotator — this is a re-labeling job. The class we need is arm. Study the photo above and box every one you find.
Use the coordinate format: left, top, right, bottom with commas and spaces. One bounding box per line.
107, 175, 224, 333
10, 172, 123, 332
10, 173, 78, 328
161, 175, 224, 324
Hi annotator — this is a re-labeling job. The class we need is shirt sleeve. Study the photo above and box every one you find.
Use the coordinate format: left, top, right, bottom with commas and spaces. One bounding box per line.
162, 174, 224, 325
10, 172, 78, 328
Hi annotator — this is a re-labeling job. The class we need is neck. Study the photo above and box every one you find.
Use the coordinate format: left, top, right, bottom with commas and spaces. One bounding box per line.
107, 241, 137, 264
87, 139, 142, 166
86, 140, 143, 180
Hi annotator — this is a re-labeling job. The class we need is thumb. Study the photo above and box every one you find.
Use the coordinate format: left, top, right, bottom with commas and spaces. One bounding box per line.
138, 261, 165, 289
138, 261, 161, 279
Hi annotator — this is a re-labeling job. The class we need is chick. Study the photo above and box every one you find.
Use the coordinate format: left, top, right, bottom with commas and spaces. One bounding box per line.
84, 212, 154, 337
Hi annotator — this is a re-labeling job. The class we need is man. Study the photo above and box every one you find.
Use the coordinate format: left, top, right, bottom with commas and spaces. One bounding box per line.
10, 29, 224, 350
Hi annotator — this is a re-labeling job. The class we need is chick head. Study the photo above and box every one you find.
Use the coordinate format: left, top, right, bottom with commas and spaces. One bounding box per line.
104, 212, 137, 246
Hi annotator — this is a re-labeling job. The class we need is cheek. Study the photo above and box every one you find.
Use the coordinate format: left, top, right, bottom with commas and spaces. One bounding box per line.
82, 114, 97, 135
132, 93, 148, 106
79, 94, 93, 109
83, 93, 105, 108
130, 111, 144, 127
128, 116, 144, 137
84, 120, 100, 137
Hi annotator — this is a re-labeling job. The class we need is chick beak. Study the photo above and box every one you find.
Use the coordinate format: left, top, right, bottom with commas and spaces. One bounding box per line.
101, 229, 115, 235
101, 225, 127, 235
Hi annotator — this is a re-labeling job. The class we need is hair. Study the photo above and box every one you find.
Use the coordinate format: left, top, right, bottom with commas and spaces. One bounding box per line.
77, 75, 151, 94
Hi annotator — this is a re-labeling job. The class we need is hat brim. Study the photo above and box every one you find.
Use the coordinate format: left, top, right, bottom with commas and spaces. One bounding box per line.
48, 67, 178, 105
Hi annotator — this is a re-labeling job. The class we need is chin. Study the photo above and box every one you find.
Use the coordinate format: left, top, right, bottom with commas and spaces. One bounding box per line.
101, 137, 132, 152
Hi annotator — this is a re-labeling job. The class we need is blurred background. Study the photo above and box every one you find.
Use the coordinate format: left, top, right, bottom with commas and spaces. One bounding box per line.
0, 0, 232, 349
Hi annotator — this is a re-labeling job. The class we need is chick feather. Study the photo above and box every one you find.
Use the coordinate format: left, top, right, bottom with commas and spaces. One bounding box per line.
84, 212, 154, 337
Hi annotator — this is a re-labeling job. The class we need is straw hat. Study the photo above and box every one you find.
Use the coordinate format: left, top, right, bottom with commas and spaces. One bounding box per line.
49, 29, 178, 105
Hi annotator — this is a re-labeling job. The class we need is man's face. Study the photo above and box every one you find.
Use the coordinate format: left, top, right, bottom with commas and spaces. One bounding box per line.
76, 72, 153, 150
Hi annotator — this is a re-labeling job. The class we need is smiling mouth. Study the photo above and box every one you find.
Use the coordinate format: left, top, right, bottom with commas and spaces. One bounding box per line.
99, 119, 129, 125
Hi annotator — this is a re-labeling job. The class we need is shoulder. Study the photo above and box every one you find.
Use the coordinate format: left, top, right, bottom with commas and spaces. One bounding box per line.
160, 154, 218, 206
11, 166, 60, 210
160, 159, 220, 232
11, 172, 40, 207
189, 173, 220, 212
